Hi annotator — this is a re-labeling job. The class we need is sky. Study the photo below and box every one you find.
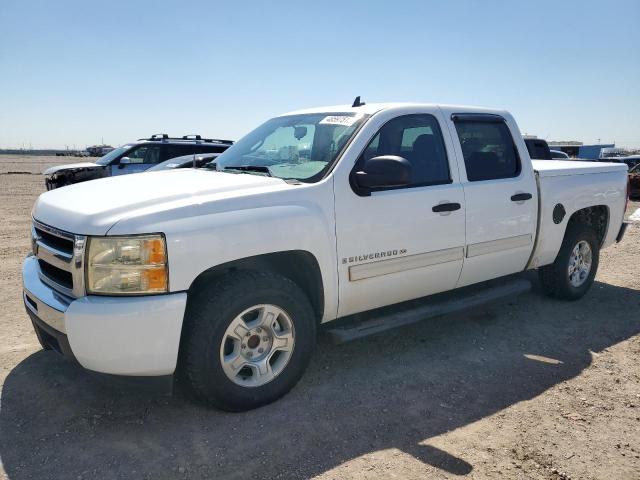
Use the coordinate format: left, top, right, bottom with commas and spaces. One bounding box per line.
0, 0, 639, 150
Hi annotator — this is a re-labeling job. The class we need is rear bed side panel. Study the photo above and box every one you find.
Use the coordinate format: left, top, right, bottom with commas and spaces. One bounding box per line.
528, 170, 627, 268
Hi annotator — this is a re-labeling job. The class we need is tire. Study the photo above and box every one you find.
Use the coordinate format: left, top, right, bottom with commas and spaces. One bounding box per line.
538, 223, 600, 301
180, 270, 316, 411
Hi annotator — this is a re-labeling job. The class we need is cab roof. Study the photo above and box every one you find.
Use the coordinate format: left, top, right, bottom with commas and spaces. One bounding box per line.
281, 102, 509, 117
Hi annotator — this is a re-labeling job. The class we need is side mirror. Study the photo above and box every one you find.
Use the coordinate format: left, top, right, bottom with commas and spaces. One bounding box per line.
354, 155, 412, 193
119, 157, 132, 165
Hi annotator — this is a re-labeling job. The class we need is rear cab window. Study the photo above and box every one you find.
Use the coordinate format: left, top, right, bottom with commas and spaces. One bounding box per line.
452, 115, 521, 181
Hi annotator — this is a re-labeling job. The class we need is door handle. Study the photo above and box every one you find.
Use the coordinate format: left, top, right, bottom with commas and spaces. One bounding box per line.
432, 202, 461, 213
511, 193, 532, 202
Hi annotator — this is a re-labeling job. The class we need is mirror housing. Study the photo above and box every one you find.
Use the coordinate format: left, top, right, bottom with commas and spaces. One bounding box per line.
119, 157, 132, 165
354, 155, 412, 193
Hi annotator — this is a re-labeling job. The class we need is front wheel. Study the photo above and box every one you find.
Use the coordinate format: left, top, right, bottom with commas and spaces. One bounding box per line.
538, 223, 600, 301
180, 270, 316, 411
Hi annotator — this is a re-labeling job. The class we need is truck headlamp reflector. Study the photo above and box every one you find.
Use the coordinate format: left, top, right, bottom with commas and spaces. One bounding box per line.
86, 235, 168, 294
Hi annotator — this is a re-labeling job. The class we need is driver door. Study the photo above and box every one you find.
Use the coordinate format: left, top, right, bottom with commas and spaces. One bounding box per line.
333, 109, 466, 317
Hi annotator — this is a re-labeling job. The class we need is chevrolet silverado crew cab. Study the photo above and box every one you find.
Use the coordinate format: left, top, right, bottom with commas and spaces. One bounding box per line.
23, 101, 630, 411
43, 134, 232, 190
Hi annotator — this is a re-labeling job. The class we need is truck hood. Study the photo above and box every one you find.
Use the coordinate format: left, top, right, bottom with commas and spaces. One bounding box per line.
43, 162, 102, 175
32, 169, 289, 235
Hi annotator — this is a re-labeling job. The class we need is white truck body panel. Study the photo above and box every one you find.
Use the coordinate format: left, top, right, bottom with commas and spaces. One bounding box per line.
23, 102, 629, 377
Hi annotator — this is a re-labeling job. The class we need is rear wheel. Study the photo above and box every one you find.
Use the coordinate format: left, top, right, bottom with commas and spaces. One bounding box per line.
180, 270, 316, 411
538, 223, 600, 301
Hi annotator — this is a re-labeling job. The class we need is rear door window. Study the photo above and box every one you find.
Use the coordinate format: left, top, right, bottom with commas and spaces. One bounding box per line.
454, 119, 521, 181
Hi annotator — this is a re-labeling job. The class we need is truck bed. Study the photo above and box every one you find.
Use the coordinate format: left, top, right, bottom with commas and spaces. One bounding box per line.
529, 160, 628, 269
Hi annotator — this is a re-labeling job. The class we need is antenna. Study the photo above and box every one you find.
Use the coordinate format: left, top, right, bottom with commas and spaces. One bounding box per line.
352, 96, 365, 107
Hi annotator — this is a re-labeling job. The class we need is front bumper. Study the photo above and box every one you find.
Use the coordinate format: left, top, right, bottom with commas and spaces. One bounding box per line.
23, 255, 187, 376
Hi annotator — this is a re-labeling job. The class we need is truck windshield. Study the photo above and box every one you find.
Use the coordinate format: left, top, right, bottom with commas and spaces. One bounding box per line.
214, 113, 368, 182
95, 145, 131, 166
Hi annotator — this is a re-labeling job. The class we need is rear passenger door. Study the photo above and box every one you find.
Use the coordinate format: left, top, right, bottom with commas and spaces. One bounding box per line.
445, 111, 538, 287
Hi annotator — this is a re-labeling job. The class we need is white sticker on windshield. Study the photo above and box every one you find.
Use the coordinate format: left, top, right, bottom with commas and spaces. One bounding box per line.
319, 115, 359, 126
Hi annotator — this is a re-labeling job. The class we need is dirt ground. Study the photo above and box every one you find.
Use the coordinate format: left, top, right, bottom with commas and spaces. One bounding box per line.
0, 155, 639, 480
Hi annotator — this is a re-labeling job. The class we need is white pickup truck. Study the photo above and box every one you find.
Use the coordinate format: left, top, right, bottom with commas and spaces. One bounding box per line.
23, 101, 630, 411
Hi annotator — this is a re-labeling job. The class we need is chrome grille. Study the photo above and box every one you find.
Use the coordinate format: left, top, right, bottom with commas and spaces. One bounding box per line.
31, 219, 86, 298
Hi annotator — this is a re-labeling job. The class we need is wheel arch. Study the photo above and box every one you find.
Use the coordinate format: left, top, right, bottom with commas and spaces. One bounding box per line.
186, 250, 325, 323
565, 204, 609, 247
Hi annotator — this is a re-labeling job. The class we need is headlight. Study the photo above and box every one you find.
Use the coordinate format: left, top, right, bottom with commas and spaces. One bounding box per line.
86, 235, 168, 295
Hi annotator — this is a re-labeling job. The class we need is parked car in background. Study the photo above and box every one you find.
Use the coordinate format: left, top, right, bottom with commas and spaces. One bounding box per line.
146, 153, 220, 172
43, 135, 233, 190
629, 163, 640, 199
524, 138, 552, 159
550, 149, 569, 159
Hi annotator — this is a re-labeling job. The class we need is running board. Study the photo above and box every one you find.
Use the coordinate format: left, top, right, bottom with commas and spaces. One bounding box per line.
326, 278, 532, 344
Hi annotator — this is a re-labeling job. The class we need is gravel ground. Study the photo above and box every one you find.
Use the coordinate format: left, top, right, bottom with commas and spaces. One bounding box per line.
0, 155, 639, 479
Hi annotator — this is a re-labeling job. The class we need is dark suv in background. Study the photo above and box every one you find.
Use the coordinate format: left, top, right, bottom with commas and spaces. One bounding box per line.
44, 134, 233, 190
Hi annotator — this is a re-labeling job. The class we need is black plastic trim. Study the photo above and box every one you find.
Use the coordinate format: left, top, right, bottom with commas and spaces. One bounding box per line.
553, 203, 566, 224
432, 202, 461, 213
511, 193, 533, 202
616, 222, 628, 243
451, 113, 505, 123
25, 304, 78, 364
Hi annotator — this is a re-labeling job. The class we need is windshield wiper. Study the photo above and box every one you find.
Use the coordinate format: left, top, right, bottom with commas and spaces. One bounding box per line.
223, 165, 272, 177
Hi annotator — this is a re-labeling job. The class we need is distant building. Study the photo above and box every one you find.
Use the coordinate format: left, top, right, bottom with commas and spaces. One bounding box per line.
547, 141, 615, 160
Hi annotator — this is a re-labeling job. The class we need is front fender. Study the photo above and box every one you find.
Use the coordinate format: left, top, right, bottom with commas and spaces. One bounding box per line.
108, 183, 339, 321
